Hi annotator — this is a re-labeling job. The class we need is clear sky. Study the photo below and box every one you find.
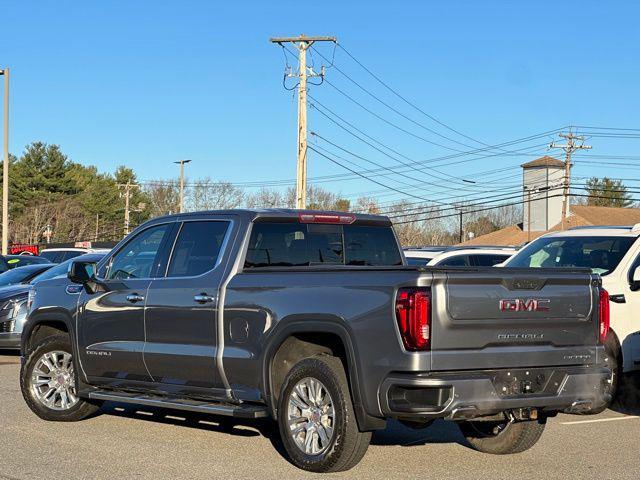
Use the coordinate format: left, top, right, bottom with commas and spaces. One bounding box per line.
2, 0, 639, 205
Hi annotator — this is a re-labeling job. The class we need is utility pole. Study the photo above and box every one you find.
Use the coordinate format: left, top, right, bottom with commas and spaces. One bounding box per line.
524, 186, 532, 242
549, 132, 592, 229
174, 159, 191, 213
43, 224, 53, 244
0, 68, 9, 255
94, 213, 99, 242
117, 181, 140, 236
270, 35, 336, 209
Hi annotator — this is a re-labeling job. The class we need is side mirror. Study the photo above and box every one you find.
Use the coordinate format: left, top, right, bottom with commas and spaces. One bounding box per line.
631, 266, 640, 291
68, 261, 97, 285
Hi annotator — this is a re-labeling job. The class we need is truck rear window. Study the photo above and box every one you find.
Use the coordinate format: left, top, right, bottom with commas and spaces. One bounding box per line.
244, 223, 402, 268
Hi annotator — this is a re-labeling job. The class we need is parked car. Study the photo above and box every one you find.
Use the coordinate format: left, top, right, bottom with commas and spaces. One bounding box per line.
0, 253, 105, 350
403, 246, 446, 266
0, 264, 53, 288
503, 224, 640, 405
38, 247, 111, 264
427, 247, 517, 267
21, 209, 610, 473
0, 256, 9, 274
4, 255, 52, 269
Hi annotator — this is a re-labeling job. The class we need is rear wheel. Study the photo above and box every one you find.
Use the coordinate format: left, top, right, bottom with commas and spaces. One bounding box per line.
459, 416, 546, 454
21, 334, 102, 422
277, 355, 371, 472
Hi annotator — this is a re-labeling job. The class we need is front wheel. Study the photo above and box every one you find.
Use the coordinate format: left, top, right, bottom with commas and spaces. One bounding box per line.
277, 355, 371, 473
459, 416, 546, 454
20, 334, 102, 422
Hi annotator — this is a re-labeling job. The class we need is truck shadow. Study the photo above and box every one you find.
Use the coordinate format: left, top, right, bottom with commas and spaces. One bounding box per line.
99, 402, 465, 456
610, 372, 640, 416
371, 419, 466, 447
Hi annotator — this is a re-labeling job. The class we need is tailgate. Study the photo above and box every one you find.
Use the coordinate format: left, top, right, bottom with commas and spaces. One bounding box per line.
430, 267, 599, 371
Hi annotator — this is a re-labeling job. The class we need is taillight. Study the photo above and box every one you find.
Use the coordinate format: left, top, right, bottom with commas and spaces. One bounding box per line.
599, 289, 610, 344
395, 288, 431, 351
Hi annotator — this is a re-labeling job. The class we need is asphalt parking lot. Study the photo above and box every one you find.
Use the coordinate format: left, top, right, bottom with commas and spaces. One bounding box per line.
2, 351, 639, 480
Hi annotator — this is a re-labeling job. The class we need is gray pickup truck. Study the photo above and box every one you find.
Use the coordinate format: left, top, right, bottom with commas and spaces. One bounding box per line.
19, 209, 611, 472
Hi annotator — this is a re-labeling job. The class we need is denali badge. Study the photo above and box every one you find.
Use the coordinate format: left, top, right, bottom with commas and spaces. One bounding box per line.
498, 333, 544, 340
86, 350, 111, 357
499, 298, 550, 312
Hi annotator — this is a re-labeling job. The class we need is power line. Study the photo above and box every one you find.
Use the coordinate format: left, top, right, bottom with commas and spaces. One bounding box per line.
309, 97, 477, 185
333, 43, 504, 149
308, 145, 451, 204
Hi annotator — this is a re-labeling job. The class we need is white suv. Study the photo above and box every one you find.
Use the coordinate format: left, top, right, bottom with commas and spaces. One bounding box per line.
427, 247, 517, 267
504, 225, 640, 401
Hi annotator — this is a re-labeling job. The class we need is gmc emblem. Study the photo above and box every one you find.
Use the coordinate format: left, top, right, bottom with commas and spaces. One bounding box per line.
499, 298, 550, 312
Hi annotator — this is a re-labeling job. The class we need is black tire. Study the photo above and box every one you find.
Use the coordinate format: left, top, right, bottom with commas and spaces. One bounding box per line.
583, 335, 620, 415
277, 355, 371, 473
459, 417, 546, 454
20, 334, 102, 422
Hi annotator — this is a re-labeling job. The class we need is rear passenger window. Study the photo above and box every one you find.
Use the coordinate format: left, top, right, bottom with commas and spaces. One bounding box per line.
63, 251, 83, 262
167, 221, 230, 277
437, 255, 471, 267
244, 222, 402, 268
474, 254, 510, 266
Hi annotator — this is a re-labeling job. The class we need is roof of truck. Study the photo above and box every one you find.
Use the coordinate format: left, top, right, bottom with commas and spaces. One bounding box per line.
540, 225, 640, 238
150, 208, 392, 225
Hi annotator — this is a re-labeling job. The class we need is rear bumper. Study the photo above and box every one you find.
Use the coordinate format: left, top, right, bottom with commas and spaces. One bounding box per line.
379, 365, 611, 421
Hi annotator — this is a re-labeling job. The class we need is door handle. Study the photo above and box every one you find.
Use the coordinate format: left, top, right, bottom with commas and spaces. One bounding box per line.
194, 294, 214, 304
610, 294, 626, 304
126, 293, 145, 303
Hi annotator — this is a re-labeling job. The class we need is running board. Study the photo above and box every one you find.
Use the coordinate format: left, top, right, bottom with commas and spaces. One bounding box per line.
88, 391, 269, 419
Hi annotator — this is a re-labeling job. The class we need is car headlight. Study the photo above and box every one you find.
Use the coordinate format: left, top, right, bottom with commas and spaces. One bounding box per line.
27, 288, 36, 312
14, 299, 28, 320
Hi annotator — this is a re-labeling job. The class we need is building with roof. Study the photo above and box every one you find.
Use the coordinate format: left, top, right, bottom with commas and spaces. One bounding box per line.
462, 156, 640, 246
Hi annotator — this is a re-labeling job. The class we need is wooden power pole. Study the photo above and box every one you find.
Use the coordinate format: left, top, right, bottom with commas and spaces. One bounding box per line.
270, 35, 336, 209
549, 132, 592, 229
1, 68, 9, 255
117, 181, 140, 237
174, 159, 191, 213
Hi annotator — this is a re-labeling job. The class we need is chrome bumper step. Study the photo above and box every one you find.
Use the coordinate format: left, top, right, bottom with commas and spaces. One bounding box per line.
88, 391, 269, 418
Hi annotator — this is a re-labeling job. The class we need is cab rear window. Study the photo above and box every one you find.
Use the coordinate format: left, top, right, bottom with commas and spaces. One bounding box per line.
244, 223, 402, 268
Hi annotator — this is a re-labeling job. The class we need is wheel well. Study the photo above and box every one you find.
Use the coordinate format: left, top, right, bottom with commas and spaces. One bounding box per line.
270, 332, 348, 410
606, 329, 622, 363
24, 321, 69, 353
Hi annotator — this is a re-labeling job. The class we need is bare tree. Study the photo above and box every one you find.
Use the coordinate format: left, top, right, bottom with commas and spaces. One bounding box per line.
354, 196, 381, 214
189, 178, 245, 211
246, 187, 286, 208
145, 180, 180, 216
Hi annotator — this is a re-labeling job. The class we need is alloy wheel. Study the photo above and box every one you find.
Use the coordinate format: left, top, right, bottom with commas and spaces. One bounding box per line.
30, 350, 79, 411
287, 377, 336, 455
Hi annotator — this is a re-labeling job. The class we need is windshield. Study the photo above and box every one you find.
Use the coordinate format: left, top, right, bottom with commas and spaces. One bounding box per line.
29, 259, 74, 284
505, 235, 637, 275
0, 266, 46, 286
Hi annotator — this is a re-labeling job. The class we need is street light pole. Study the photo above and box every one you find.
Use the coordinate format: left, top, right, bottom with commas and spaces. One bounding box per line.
174, 159, 191, 213
0, 68, 9, 255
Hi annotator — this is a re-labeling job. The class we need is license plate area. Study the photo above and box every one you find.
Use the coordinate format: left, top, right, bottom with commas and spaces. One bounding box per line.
491, 368, 566, 397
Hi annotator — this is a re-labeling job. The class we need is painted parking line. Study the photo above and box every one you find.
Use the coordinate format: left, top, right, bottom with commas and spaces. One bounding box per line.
561, 415, 639, 425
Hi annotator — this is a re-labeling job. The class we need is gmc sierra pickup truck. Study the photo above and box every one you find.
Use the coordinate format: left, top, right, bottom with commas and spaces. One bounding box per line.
20, 209, 611, 472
